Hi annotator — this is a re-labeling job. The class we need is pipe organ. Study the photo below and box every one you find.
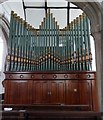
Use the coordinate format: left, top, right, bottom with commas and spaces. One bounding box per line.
5, 10, 92, 72
3, 10, 98, 111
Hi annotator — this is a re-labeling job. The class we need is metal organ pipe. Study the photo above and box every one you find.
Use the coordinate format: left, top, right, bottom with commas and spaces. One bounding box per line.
5, 11, 92, 72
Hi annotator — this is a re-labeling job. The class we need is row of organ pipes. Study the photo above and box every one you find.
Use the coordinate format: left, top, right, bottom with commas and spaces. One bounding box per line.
5, 10, 92, 71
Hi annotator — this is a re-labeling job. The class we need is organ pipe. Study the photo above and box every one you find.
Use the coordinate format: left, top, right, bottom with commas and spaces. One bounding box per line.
5, 10, 92, 71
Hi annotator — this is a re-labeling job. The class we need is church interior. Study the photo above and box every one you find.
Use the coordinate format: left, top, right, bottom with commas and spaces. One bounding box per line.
0, 0, 103, 119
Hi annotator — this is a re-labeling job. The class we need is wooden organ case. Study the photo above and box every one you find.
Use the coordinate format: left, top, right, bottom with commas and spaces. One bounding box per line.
3, 10, 98, 111
3, 71, 98, 111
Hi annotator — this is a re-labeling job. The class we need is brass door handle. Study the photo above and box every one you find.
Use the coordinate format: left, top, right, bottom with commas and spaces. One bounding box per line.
48, 91, 52, 95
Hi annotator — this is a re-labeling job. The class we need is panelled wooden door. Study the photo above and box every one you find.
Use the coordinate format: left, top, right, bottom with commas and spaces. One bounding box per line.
33, 81, 49, 104
33, 80, 65, 104
4, 80, 33, 104
65, 80, 79, 105
65, 80, 92, 109
18, 80, 33, 104
79, 81, 92, 105
49, 81, 65, 104
5, 80, 19, 104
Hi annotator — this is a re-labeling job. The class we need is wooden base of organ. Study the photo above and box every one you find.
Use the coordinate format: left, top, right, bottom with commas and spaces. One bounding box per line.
3, 71, 98, 111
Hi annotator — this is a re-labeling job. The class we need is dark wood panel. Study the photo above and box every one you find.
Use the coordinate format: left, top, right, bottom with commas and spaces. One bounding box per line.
3, 71, 98, 111
19, 80, 33, 104
91, 80, 98, 111
65, 80, 92, 110
33, 81, 65, 104
3, 80, 10, 104
4, 80, 33, 104
33, 81, 49, 104
9, 81, 19, 104
49, 81, 65, 104
79, 81, 92, 105
65, 80, 79, 105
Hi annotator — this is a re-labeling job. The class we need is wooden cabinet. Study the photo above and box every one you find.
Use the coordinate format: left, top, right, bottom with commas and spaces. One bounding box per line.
4, 80, 33, 104
3, 71, 98, 111
33, 81, 48, 104
65, 80, 92, 110
50, 81, 65, 104
33, 80, 65, 104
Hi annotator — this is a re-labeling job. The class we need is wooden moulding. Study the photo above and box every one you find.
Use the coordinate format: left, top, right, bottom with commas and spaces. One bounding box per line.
4, 71, 96, 80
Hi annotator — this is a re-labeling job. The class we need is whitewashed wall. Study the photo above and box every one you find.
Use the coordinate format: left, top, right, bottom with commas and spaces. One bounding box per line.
0, 29, 7, 94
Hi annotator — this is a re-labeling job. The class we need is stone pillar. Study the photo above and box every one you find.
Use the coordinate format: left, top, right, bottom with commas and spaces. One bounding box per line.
92, 3, 103, 111
92, 30, 103, 112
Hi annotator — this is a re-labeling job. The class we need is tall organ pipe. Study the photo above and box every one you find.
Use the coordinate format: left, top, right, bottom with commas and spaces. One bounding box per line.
5, 11, 92, 72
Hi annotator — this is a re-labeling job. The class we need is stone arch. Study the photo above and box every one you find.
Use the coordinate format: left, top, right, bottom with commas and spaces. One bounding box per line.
0, 13, 9, 41
0, 13, 9, 93
71, 2, 102, 33
0, 13, 9, 62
